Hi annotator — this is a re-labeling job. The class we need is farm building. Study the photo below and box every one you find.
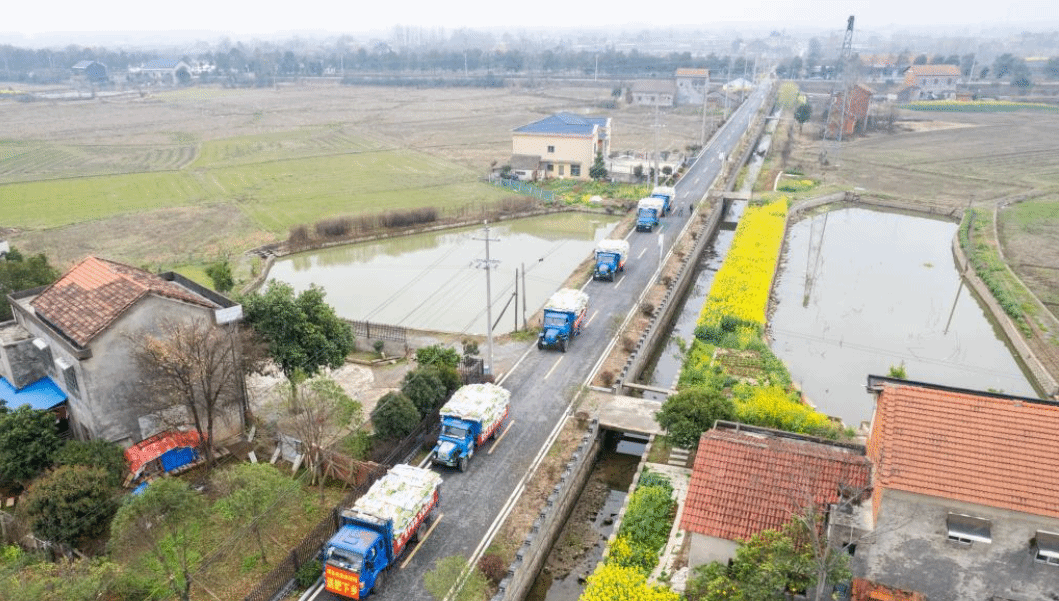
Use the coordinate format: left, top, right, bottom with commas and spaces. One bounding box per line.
902, 64, 962, 99
681, 421, 871, 567
825, 83, 874, 139
71, 60, 108, 83
675, 68, 710, 105
630, 79, 675, 107
511, 112, 610, 181
135, 59, 192, 84
854, 376, 1059, 601
1, 257, 243, 447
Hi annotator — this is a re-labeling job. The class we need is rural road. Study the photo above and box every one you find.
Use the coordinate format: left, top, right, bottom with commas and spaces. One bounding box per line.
316, 80, 773, 601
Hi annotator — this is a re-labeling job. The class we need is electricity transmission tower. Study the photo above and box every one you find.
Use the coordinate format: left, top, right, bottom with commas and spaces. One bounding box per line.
822, 15, 856, 165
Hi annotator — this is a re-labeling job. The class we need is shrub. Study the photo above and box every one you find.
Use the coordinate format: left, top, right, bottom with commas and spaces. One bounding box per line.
599, 370, 615, 387
640, 301, 656, 316
477, 553, 507, 585
622, 335, 637, 353
656, 386, 736, 448
295, 559, 322, 589
371, 392, 420, 440
54, 439, 128, 488
416, 344, 461, 369
401, 368, 447, 416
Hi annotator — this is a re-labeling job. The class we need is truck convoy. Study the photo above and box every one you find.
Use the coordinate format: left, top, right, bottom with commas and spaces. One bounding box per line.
650, 185, 676, 215
593, 239, 630, 281
635, 197, 666, 232
538, 288, 589, 352
431, 383, 510, 471
323, 464, 442, 599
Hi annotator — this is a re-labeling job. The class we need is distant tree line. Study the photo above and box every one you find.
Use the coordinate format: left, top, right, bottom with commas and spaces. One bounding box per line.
0, 42, 751, 84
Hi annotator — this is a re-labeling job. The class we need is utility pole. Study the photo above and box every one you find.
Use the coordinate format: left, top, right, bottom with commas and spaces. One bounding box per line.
521, 262, 527, 330
700, 73, 710, 147
473, 222, 500, 375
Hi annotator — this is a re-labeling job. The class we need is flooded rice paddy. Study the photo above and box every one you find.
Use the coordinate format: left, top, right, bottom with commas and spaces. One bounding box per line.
770, 206, 1037, 426
267, 212, 620, 335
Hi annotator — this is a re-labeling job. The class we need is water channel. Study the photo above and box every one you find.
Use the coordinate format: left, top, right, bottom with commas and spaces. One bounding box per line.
770, 206, 1038, 426
266, 212, 620, 335
525, 431, 647, 601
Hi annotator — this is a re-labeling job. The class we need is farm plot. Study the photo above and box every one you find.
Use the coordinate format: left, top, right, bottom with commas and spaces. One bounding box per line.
0, 141, 196, 183
998, 196, 1059, 311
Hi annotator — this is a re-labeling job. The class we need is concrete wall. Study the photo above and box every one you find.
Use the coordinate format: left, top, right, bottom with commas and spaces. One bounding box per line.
491, 419, 601, 601
858, 488, 1059, 601
688, 532, 740, 567
0, 324, 51, 389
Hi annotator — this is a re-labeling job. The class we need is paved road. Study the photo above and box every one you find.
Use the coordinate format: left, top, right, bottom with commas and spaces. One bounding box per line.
317, 80, 773, 601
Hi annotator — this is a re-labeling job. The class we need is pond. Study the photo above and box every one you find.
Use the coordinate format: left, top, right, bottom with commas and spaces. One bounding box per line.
769, 206, 1038, 427
266, 212, 621, 335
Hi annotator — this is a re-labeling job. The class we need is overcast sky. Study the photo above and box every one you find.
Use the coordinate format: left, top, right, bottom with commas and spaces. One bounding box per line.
3, 0, 1057, 42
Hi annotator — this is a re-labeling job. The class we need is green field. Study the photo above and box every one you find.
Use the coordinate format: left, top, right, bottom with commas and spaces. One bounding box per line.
3, 129, 506, 233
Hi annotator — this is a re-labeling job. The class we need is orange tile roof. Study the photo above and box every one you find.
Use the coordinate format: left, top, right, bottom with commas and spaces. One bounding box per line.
906, 64, 961, 77
681, 424, 871, 541
868, 380, 1059, 518
31, 257, 216, 347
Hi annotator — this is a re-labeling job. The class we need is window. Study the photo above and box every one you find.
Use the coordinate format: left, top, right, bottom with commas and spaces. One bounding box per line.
55, 357, 80, 398
933, 78, 939, 84
558, 165, 564, 176
547, 145, 555, 153
546, 163, 554, 172
947, 513, 991, 544
1036, 530, 1059, 565
570, 164, 581, 177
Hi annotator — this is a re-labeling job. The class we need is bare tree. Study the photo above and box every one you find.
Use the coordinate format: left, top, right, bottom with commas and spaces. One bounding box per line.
275, 375, 361, 492
134, 317, 243, 469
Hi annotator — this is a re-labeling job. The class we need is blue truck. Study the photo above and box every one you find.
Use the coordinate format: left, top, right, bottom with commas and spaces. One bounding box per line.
636, 197, 666, 232
537, 288, 589, 352
322, 464, 442, 599
651, 185, 676, 216
431, 383, 510, 472
593, 239, 630, 281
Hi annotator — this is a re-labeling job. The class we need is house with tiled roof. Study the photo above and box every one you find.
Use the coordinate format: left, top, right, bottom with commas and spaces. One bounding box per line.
1, 257, 242, 446
856, 375, 1059, 601
675, 68, 710, 105
134, 58, 192, 84
902, 64, 962, 99
630, 79, 675, 107
825, 83, 875, 140
511, 113, 610, 181
681, 421, 871, 567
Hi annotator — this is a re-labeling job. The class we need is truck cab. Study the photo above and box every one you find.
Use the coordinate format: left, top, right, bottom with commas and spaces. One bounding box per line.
539, 310, 573, 351
636, 197, 665, 232
324, 524, 386, 598
433, 416, 478, 471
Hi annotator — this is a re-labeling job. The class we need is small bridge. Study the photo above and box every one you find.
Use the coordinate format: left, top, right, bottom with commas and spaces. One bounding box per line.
586, 390, 663, 436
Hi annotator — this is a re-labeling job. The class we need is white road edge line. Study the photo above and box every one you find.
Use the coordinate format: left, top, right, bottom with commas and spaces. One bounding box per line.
586, 309, 599, 327
637, 248, 647, 259
614, 275, 625, 289
543, 355, 564, 380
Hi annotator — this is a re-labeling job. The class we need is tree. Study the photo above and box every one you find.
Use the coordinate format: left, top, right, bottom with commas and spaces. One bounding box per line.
54, 439, 128, 488
589, 151, 608, 181
0, 248, 59, 321
0, 406, 61, 488
277, 375, 360, 486
109, 478, 206, 601
134, 317, 242, 469
371, 391, 419, 440
415, 344, 460, 369
1047, 57, 1059, 80
633, 164, 644, 182
794, 103, 812, 132
913, 54, 928, 65
204, 260, 234, 293
20, 466, 117, 549
242, 281, 355, 378
212, 463, 299, 565
656, 386, 735, 448
401, 368, 447, 416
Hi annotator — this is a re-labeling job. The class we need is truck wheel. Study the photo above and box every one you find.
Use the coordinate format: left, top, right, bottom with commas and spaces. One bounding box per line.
458, 456, 468, 472
373, 571, 385, 595
560, 339, 567, 353
537, 340, 543, 350
412, 522, 424, 542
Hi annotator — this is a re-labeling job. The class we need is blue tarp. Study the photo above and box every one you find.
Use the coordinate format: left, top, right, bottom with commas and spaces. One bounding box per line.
159, 446, 198, 472
0, 376, 67, 411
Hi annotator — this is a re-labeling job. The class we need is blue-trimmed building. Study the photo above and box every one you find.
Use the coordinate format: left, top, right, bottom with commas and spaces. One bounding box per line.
511, 112, 610, 181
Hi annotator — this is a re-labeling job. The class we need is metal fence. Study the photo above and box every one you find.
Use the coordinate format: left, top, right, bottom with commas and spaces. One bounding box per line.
241, 468, 384, 601
491, 178, 555, 202
348, 320, 407, 343
459, 357, 486, 384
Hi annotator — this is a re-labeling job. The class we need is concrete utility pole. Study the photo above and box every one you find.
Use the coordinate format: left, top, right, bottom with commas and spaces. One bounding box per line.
473, 222, 500, 375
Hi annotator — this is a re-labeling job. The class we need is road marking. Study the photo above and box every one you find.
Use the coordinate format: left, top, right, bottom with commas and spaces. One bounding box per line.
637, 248, 647, 259
586, 309, 599, 327
614, 275, 625, 289
498, 343, 536, 386
488, 420, 515, 454
543, 355, 564, 380
400, 513, 444, 569
303, 579, 326, 601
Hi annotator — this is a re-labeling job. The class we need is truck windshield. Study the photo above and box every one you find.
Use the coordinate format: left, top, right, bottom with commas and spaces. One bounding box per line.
543, 314, 568, 327
441, 424, 469, 439
326, 548, 364, 572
